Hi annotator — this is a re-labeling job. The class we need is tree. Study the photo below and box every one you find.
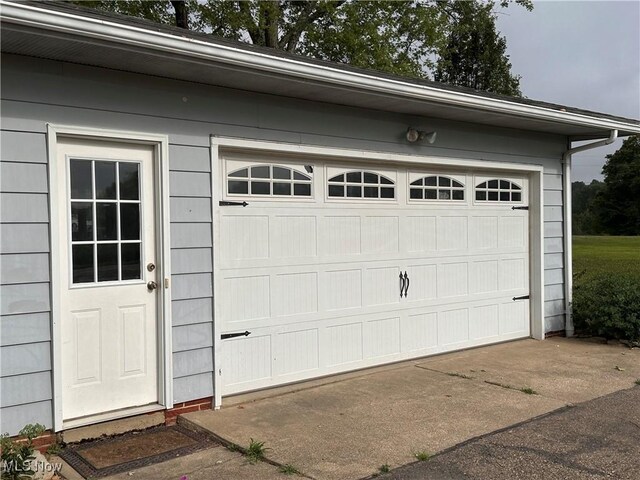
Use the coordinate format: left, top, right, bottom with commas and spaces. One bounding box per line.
70, 0, 530, 91
572, 180, 605, 235
594, 135, 640, 235
434, 2, 521, 96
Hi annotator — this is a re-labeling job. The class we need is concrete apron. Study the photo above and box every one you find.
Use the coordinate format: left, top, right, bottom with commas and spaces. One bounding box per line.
182, 338, 640, 480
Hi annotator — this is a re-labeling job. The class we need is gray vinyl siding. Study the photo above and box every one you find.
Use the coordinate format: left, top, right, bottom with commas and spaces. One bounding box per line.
0, 128, 53, 435
0, 53, 570, 433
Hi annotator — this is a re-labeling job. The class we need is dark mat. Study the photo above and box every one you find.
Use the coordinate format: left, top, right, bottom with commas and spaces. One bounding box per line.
60, 424, 219, 478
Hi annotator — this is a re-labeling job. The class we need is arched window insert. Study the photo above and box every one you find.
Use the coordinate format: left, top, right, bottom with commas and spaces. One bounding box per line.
410, 175, 464, 200
327, 171, 395, 199
227, 165, 312, 197
475, 179, 522, 202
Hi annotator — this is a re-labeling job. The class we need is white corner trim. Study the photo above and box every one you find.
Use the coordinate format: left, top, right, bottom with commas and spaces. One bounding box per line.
2, 0, 639, 135
47, 124, 172, 431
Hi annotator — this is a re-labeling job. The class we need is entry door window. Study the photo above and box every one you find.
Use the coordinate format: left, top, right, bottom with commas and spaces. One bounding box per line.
69, 159, 142, 284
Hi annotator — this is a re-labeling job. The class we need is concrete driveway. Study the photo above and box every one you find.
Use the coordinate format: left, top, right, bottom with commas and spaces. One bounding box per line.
182, 338, 640, 480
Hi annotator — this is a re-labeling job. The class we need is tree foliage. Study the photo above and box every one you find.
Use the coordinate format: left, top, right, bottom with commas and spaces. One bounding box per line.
572, 136, 640, 236
434, 1, 521, 96
70, 0, 529, 94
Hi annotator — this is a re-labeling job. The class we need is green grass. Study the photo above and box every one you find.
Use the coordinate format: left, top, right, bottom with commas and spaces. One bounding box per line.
246, 438, 269, 464
414, 451, 431, 461
279, 464, 300, 475
379, 464, 391, 474
573, 236, 640, 279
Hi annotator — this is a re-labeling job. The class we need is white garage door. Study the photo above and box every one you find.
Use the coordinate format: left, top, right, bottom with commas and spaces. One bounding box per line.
215, 153, 530, 395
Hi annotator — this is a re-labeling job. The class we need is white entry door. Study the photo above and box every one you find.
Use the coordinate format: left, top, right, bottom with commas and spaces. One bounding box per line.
57, 137, 159, 425
215, 153, 530, 395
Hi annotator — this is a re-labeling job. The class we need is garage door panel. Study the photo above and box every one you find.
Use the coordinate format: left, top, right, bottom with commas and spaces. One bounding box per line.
437, 262, 469, 298
364, 266, 401, 306
319, 216, 361, 256
217, 157, 531, 395
362, 216, 399, 254
364, 317, 401, 359
401, 312, 438, 352
322, 269, 362, 311
405, 216, 437, 253
469, 260, 499, 294
272, 272, 318, 317
271, 215, 317, 258
437, 216, 468, 251
221, 215, 269, 261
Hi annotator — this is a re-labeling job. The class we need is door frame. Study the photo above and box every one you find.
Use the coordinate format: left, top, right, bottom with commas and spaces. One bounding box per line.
48, 125, 172, 431
210, 136, 545, 409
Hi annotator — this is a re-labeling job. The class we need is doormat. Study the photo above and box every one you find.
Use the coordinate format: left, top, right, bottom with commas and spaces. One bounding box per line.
59, 424, 220, 478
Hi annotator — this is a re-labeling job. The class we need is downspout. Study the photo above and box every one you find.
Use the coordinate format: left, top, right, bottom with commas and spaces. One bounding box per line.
562, 129, 618, 337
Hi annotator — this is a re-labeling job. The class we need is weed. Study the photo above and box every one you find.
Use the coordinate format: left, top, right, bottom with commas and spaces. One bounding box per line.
279, 464, 300, 475
446, 372, 473, 380
379, 464, 390, 473
414, 451, 431, 461
1, 423, 46, 480
635, 379, 640, 386
520, 387, 537, 395
225, 442, 240, 452
46, 441, 63, 456
246, 438, 268, 464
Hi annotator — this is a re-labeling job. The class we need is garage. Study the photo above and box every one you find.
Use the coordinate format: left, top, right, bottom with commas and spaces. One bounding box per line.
214, 143, 533, 397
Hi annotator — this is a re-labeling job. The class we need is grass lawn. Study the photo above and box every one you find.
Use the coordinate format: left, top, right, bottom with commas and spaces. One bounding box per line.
573, 236, 640, 279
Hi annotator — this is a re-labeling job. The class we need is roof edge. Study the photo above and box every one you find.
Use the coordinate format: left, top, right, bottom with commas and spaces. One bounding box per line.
2, 0, 639, 135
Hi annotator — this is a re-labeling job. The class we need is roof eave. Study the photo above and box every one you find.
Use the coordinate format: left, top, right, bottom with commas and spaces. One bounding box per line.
1, 0, 639, 137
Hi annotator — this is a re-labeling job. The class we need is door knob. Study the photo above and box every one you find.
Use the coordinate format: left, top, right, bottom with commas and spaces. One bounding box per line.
147, 281, 158, 291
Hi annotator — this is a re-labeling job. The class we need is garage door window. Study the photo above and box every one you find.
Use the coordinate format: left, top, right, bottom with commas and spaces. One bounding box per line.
328, 171, 395, 199
475, 179, 522, 202
410, 175, 465, 200
227, 165, 313, 197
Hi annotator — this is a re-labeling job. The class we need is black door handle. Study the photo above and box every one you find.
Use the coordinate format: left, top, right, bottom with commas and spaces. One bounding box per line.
403, 271, 410, 297
399, 272, 405, 298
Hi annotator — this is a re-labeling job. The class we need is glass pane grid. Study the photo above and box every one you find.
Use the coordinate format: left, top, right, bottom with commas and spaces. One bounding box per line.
70, 159, 142, 285
409, 176, 465, 201
475, 179, 522, 202
227, 165, 312, 197
328, 171, 395, 199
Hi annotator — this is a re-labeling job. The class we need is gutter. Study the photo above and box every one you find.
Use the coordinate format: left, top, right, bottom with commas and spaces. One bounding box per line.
562, 129, 618, 337
1, 1, 640, 135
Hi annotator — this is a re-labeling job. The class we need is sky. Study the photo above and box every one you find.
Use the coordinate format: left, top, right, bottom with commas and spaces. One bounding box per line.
495, 0, 640, 182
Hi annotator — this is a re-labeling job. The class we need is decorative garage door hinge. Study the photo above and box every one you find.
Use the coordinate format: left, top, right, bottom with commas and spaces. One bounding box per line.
512, 295, 530, 301
511, 206, 529, 210
221, 331, 251, 340
219, 200, 248, 207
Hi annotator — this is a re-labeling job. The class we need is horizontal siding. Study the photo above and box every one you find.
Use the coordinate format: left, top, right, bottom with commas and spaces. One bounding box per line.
544, 222, 563, 238
544, 206, 563, 222
173, 373, 213, 404
544, 237, 564, 254
544, 268, 564, 286
171, 298, 213, 327
169, 171, 211, 196
545, 315, 565, 332
170, 197, 212, 223
0, 162, 48, 193
543, 190, 563, 206
0, 283, 50, 316
544, 299, 565, 317
169, 145, 212, 172
0, 224, 49, 253
173, 348, 213, 378
0, 312, 51, 346
543, 173, 563, 191
1, 371, 51, 408
0, 131, 47, 163
172, 323, 213, 353
171, 248, 212, 275
0, 341, 51, 377
170, 223, 212, 249
1, 253, 50, 285
544, 253, 564, 270
171, 273, 212, 301
0, 193, 49, 223
0, 401, 53, 434
544, 284, 565, 301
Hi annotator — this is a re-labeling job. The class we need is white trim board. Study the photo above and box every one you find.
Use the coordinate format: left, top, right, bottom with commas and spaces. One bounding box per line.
210, 136, 545, 408
47, 125, 172, 431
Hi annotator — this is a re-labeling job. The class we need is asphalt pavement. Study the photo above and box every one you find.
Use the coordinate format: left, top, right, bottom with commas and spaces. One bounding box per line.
379, 386, 640, 480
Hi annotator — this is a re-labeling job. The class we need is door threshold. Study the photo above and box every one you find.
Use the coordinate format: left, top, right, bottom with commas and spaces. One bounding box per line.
62, 403, 164, 431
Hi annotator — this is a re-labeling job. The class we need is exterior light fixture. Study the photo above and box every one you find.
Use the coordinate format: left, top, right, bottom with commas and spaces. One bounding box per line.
406, 128, 437, 144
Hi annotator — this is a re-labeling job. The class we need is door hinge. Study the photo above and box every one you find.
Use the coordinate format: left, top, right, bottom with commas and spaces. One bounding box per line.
511, 206, 529, 210
512, 294, 530, 301
221, 330, 251, 340
219, 200, 248, 207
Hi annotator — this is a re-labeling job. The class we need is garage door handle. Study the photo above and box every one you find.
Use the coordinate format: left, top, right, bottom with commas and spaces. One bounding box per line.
403, 271, 410, 297
512, 295, 530, 301
399, 272, 405, 298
